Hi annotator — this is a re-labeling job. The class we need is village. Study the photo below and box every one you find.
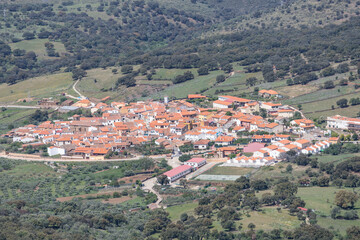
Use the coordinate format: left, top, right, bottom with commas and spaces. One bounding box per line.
2, 90, 358, 186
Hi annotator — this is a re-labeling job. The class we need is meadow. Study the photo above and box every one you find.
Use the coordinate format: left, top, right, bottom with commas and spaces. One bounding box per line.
10, 39, 68, 60
203, 165, 254, 176
0, 108, 37, 134
297, 186, 360, 234
0, 72, 73, 103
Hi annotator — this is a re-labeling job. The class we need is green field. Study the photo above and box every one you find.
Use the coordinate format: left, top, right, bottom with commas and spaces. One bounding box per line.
301, 92, 360, 113
203, 165, 254, 176
251, 162, 309, 181
6, 163, 57, 177
76, 67, 124, 99
10, 39, 68, 60
152, 68, 199, 80
166, 202, 301, 232
167, 202, 198, 221
0, 108, 37, 134
0, 72, 73, 103
241, 207, 301, 231
306, 105, 360, 119
314, 153, 360, 164
150, 70, 223, 99
297, 187, 360, 216
297, 186, 360, 234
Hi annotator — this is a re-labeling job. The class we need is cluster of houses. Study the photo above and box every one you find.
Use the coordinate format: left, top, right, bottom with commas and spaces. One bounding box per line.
3, 92, 355, 162
326, 115, 360, 131
224, 136, 338, 168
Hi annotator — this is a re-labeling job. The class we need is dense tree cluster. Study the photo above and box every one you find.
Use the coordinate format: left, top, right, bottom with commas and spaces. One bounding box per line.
0, 2, 360, 86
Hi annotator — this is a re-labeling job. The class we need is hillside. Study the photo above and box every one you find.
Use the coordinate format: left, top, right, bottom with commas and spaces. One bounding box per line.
212, 0, 360, 33
0, 0, 360, 120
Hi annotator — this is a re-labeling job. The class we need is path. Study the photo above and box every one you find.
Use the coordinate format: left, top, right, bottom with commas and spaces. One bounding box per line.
73, 80, 86, 99
141, 156, 182, 209
142, 177, 164, 209
64, 80, 86, 100
0, 105, 41, 109
288, 105, 306, 119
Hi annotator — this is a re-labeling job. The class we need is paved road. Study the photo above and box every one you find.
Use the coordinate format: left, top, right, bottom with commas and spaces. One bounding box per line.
186, 162, 217, 180
0, 152, 168, 162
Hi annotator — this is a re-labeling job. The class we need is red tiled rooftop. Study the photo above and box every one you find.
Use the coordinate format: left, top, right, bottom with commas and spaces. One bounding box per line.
164, 165, 192, 178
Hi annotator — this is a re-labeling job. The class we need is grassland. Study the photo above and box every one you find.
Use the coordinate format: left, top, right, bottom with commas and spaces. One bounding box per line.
9, 39, 68, 60
203, 165, 254, 176
152, 68, 198, 80
297, 186, 360, 234
314, 153, 360, 164
5, 163, 57, 177
76, 67, 124, 99
150, 70, 223, 99
219, 0, 359, 33
297, 187, 360, 215
0, 72, 73, 103
251, 162, 310, 181
166, 202, 301, 232
167, 202, 198, 221
241, 207, 301, 231
0, 108, 37, 134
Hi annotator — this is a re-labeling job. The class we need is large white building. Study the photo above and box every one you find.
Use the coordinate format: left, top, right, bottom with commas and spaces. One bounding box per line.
47, 146, 66, 156
327, 115, 360, 131
163, 165, 192, 183
184, 158, 207, 169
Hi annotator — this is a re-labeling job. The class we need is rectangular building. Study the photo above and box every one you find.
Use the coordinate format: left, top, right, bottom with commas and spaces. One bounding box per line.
163, 165, 192, 183
184, 157, 207, 169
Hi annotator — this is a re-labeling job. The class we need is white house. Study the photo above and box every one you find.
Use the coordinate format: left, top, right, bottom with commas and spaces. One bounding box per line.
213, 100, 232, 109
13, 136, 35, 143
269, 149, 286, 159
47, 146, 66, 156
253, 150, 269, 158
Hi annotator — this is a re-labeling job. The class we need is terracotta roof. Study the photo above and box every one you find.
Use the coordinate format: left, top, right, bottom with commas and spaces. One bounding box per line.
186, 158, 206, 164
164, 165, 192, 178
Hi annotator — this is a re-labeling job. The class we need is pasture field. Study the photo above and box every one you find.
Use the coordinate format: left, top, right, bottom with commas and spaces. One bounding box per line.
301, 92, 360, 114
203, 165, 253, 176
0, 72, 73, 103
0, 108, 37, 134
306, 105, 360, 119
151, 70, 223, 99
241, 207, 301, 231
76, 67, 124, 99
297, 186, 360, 234
313, 153, 360, 164
167, 202, 198, 221
283, 84, 359, 106
5, 162, 57, 177
297, 186, 360, 216
9, 39, 68, 60
152, 68, 199, 80
251, 162, 309, 181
